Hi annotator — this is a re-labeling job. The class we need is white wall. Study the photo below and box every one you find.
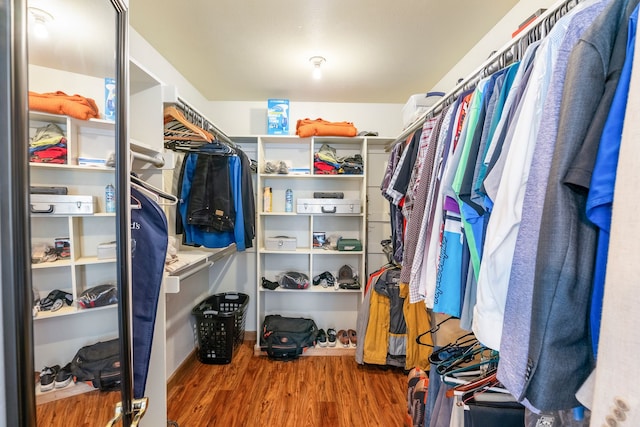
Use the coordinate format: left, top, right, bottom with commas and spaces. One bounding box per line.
429, 0, 559, 93
29, 64, 106, 119
208, 100, 404, 138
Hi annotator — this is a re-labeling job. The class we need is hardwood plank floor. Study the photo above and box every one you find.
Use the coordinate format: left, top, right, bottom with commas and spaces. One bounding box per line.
36, 341, 408, 426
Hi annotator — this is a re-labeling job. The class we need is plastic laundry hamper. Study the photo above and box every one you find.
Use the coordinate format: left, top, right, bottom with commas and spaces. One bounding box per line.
191, 292, 249, 364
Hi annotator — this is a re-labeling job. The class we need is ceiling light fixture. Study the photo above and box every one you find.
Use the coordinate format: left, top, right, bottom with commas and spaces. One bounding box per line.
28, 7, 54, 39
309, 56, 326, 80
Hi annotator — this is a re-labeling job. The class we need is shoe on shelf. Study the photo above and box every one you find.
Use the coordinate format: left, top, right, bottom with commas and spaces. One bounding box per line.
317, 329, 328, 347
54, 363, 73, 389
337, 330, 350, 348
327, 328, 337, 347
347, 329, 357, 347
40, 365, 60, 392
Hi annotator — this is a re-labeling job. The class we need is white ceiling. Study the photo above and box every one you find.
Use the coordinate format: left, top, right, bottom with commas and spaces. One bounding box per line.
130, 0, 521, 103
26, 0, 522, 104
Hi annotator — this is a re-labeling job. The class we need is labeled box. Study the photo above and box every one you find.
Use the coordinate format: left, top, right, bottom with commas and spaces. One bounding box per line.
104, 77, 116, 121
267, 99, 289, 135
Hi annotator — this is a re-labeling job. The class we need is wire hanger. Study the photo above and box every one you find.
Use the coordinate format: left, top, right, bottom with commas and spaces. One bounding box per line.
130, 174, 178, 206
416, 315, 457, 346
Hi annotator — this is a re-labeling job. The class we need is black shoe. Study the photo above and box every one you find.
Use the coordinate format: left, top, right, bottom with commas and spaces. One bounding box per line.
40, 365, 60, 392
327, 328, 337, 347
54, 363, 73, 389
317, 329, 327, 347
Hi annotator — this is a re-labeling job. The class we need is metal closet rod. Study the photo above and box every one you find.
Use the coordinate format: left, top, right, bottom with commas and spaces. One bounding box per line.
175, 97, 236, 147
390, 0, 581, 148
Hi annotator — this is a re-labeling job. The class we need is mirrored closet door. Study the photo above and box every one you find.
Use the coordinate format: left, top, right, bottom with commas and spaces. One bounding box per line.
25, 0, 131, 424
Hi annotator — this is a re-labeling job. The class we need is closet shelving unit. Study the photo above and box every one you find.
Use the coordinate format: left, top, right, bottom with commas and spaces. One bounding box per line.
30, 110, 119, 402
255, 135, 373, 356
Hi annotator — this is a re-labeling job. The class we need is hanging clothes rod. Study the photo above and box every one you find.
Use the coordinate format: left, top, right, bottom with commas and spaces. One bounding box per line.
389, 0, 581, 149
172, 97, 236, 147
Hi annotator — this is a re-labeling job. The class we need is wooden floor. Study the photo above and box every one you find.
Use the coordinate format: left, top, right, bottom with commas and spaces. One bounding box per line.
36, 341, 408, 426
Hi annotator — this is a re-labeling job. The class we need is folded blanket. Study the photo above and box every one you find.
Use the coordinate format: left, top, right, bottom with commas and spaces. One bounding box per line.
29, 91, 100, 120
296, 118, 357, 138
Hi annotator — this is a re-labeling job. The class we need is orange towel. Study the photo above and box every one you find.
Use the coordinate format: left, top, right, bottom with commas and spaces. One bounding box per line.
29, 91, 100, 120
296, 118, 357, 138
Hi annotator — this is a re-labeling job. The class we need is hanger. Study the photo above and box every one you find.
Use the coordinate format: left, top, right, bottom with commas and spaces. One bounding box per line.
428, 332, 477, 364
130, 194, 142, 210
416, 315, 454, 347
163, 105, 213, 143
130, 174, 178, 206
437, 342, 498, 377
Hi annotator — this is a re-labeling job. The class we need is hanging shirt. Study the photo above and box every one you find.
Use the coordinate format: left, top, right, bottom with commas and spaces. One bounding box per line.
524, 0, 639, 411
586, 3, 638, 357
498, 0, 609, 409
473, 7, 572, 352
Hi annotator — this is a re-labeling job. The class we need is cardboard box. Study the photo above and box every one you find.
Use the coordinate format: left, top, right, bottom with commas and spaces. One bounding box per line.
267, 99, 289, 135
104, 77, 116, 121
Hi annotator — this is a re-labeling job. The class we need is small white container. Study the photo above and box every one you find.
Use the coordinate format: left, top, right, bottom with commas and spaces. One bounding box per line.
402, 91, 445, 128
265, 236, 297, 251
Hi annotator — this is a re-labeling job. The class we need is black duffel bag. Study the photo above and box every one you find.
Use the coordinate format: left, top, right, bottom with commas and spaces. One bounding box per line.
261, 315, 318, 360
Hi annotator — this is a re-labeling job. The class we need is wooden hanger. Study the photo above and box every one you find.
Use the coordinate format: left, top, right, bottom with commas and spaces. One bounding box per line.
163, 105, 213, 142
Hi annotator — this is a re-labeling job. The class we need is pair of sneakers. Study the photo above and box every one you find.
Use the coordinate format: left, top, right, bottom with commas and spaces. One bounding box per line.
316, 329, 337, 347
316, 328, 357, 348
40, 363, 73, 392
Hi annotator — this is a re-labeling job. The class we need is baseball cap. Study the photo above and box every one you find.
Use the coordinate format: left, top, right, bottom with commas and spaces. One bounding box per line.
337, 265, 355, 285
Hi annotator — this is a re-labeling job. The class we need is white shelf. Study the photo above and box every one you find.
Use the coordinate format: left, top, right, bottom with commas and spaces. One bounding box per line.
33, 303, 117, 321
163, 245, 237, 294
254, 343, 356, 357
256, 135, 370, 350
260, 287, 362, 294
29, 111, 118, 378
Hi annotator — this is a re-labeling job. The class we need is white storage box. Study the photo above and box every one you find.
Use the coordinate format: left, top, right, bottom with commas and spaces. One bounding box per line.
30, 194, 95, 215
97, 241, 117, 259
296, 198, 361, 214
265, 236, 297, 251
402, 92, 445, 128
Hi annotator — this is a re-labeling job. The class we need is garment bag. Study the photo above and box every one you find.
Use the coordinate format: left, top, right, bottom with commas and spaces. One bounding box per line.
131, 186, 168, 398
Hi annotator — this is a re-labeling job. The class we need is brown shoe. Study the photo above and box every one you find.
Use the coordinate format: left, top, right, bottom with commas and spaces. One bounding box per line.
347, 329, 357, 347
337, 329, 350, 348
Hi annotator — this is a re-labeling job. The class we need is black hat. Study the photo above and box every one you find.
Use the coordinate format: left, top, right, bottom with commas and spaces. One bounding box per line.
337, 265, 355, 285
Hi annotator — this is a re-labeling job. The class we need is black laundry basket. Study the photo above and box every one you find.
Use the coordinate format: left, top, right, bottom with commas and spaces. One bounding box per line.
191, 292, 249, 364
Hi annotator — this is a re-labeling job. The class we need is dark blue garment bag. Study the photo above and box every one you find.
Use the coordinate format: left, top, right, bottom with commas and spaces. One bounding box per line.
130, 186, 168, 398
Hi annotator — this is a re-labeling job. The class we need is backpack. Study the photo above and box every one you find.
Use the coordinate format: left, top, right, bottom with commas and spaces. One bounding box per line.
261, 315, 318, 360
70, 338, 121, 391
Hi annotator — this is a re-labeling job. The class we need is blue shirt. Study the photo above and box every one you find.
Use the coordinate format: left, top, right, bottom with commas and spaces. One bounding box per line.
586, 4, 638, 357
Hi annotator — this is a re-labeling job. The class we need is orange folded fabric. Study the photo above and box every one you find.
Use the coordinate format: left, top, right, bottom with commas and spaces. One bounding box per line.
29, 91, 100, 120
296, 118, 357, 138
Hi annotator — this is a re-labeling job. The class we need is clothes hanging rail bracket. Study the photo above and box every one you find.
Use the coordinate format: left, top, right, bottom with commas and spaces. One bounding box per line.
388, 0, 581, 150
